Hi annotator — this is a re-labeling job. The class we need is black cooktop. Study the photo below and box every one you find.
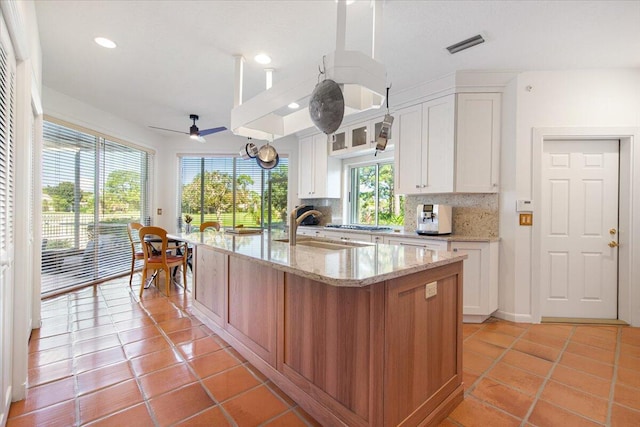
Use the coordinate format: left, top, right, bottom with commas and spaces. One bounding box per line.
325, 224, 393, 232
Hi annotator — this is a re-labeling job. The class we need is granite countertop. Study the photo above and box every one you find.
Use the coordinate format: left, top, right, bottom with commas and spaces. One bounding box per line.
169, 230, 467, 288
299, 226, 500, 242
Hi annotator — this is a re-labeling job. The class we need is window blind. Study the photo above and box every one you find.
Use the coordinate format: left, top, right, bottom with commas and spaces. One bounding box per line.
178, 156, 288, 230
41, 120, 154, 295
0, 42, 13, 254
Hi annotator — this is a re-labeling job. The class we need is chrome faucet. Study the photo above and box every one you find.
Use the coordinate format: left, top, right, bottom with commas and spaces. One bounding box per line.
289, 205, 322, 245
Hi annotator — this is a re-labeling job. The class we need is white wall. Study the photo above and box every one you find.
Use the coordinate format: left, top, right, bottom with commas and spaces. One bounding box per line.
497, 69, 640, 325
42, 86, 163, 152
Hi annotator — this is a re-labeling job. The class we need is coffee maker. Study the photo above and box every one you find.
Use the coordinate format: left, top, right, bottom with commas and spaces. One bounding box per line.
416, 204, 452, 235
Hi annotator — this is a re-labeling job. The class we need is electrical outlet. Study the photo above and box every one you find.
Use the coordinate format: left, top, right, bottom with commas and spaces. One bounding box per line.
425, 281, 437, 299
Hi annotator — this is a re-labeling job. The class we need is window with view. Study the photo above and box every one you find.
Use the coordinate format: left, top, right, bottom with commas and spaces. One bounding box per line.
178, 156, 288, 230
41, 119, 154, 295
349, 161, 404, 226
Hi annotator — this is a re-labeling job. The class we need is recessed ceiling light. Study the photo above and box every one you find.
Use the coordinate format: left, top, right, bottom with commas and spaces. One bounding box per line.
334, 0, 356, 5
288, 102, 300, 109
254, 54, 272, 65
94, 37, 117, 49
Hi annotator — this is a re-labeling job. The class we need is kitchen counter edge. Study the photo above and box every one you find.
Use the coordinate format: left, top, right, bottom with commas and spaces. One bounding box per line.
169, 231, 467, 288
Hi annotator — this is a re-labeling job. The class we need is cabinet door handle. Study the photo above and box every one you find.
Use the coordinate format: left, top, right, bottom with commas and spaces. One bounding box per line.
422, 184, 427, 188
399, 242, 423, 248
415, 184, 421, 189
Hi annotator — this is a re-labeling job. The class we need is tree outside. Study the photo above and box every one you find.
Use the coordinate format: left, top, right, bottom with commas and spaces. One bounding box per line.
180, 158, 288, 228
43, 181, 90, 212
352, 162, 404, 226
102, 170, 141, 213
265, 165, 288, 226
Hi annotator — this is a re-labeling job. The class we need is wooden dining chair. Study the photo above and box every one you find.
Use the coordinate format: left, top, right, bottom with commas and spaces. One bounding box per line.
199, 221, 221, 232
127, 222, 145, 288
138, 226, 188, 297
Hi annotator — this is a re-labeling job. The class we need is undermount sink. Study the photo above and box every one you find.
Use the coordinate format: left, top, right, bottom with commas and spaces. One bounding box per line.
275, 238, 371, 250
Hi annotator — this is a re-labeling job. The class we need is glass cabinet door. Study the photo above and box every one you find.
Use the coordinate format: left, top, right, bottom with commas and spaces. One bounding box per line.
331, 131, 346, 151
351, 125, 368, 148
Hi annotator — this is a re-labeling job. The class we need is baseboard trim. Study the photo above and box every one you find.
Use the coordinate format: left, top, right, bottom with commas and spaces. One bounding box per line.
541, 317, 628, 326
493, 310, 533, 324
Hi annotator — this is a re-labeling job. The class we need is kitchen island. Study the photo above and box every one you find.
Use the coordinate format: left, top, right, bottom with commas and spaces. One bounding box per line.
171, 230, 467, 427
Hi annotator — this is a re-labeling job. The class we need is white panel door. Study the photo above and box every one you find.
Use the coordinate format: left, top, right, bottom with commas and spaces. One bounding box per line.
540, 140, 619, 318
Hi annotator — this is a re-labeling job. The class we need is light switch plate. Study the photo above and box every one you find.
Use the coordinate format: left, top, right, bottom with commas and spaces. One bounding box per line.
157, 208, 163, 215
425, 281, 437, 299
519, 213, 533, 226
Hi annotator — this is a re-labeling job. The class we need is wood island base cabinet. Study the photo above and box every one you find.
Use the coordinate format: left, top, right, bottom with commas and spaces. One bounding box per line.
192, 253, 464, 426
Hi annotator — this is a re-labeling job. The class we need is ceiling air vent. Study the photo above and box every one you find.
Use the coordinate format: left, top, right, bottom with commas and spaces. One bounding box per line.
446, 34, 485, 54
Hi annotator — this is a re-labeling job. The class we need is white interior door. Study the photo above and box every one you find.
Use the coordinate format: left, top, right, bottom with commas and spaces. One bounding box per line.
540, 139, 619, 319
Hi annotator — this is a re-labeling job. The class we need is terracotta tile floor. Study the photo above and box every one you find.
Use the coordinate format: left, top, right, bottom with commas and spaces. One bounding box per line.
443, 319, 640, 426
8, 275, 640, 426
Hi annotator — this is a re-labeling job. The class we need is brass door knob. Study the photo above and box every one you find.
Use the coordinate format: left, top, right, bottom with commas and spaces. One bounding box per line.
608, 241, 619, 248
609, 228, 617, 235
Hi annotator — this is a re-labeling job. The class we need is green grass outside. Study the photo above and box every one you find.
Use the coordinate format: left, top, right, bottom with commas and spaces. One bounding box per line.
184, 212, 284, 228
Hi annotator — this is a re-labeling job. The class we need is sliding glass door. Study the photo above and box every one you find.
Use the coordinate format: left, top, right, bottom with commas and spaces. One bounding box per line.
41, 120, 154, 295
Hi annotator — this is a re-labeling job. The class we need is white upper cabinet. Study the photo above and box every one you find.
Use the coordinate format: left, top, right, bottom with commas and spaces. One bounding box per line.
329, 123, 371, 157
298, 134, 341, 199
395, 103, 425, 195
328, 116, 393, 158
395, 96, 456, 194
455, 93, 501, 192
395, 93, 501, 195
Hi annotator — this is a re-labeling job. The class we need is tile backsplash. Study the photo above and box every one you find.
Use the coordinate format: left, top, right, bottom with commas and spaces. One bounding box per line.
299, 193, 499, 237
295, 199, 341, 226
405, 193, 499, 237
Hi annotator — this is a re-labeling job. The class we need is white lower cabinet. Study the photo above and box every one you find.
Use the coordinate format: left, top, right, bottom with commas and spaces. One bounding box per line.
296, 227, 325, 238
371, 234, 384, 244
383, 236, 447, 251
450, 241, 499, 323
321, 230, 373, 242
384, 236, 499, 323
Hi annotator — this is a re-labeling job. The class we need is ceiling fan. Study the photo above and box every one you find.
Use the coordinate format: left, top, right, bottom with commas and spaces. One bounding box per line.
149, 114, 227, 143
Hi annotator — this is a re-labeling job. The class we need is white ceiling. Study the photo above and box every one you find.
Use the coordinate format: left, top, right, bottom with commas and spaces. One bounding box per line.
35, 0, 640, 141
